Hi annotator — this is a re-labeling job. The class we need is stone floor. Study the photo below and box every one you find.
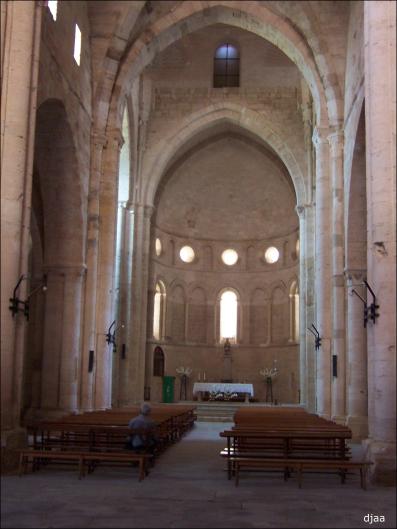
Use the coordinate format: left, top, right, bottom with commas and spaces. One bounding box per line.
1, 422, 396, 528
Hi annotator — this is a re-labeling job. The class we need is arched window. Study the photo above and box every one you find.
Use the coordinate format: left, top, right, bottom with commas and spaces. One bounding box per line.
289, 281, 300, 342
220, 290, 238, 342
214, 44, 240, 88
153, 281, 166, 340
153, 346, 165, 377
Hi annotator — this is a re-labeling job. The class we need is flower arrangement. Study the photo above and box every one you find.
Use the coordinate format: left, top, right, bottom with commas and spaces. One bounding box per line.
176, 366, 192, 377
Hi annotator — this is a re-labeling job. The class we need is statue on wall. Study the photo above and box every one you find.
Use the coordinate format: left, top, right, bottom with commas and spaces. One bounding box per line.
222, 338, 233, 382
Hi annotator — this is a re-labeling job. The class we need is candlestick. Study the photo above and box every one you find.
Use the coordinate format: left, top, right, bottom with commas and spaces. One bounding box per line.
198, 372, 201, 381
203, 371, 206, 381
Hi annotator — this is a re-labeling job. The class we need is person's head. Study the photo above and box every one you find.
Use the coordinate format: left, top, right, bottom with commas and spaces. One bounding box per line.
140, 402, 151, 416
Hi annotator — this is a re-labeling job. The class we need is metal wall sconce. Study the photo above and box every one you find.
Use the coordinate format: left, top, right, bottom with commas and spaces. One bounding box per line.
105, 320, 117, 352
105, 321, 124, 353
351, 280, 379, 328
307, 323, 322, 350
9, 274, 47, 321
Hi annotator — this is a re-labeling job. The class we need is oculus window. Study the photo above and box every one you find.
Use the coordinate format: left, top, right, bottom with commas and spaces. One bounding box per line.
265, 246, 279, 264
222, 249, 238, 266
180, 246, 195, 263
214, 44, 240, 88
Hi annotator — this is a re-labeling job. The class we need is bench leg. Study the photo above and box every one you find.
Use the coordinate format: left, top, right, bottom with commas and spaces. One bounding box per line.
298, 466, 303, 488
235, 464, 239, 487
360, 467, 367, 490
139, 459, 145, 481
79, 457, 84, 480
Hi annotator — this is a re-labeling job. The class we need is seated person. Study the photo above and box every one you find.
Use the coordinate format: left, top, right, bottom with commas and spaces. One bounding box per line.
126, 402, 158, 454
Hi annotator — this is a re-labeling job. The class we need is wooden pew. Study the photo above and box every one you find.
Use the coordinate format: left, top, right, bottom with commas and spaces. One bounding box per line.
233, 457, 373, 489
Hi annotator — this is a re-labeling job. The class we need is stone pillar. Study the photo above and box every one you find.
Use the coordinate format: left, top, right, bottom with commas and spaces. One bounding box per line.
128, 204, 154, 403
364, 0, 396, 484
80, 132, 107, 411
93, 129, 124, 409
1, 0, 42, 436
115, 202, 135, 407
312, 127, 332, 418
296, 204, 316, 409
41, 265, 85, 415
345, 270, 368, 439
328, 130, 346, 423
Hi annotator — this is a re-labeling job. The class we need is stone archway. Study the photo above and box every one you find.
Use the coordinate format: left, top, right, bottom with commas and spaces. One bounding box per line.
142, 103, 306, 207
345, 102, 368, 439
105, 1, 339, 133
31, 99, 85, 417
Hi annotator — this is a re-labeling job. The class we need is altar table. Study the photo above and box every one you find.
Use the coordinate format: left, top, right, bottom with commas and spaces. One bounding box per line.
193, 382, 254, 402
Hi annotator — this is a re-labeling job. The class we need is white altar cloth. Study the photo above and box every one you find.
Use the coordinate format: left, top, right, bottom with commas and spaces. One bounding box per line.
193, 382, 254, 396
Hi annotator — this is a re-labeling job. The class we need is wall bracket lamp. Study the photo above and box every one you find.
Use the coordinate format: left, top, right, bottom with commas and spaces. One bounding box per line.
307, 323, 322, 350
105, 321, 125, 353
9, 274, 47, 321
351, 280, 379, 327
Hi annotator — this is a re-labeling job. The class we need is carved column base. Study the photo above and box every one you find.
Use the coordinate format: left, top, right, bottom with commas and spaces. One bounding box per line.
346, 415, 368, 440
362, 439, 396, 486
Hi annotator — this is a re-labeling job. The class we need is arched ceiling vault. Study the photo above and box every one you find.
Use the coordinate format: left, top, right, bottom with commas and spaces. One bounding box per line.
140, 103, 306, 207
88, 1, 347, 133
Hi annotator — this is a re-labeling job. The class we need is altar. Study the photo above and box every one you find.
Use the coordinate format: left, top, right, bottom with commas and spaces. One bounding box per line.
193, 382, 254, 402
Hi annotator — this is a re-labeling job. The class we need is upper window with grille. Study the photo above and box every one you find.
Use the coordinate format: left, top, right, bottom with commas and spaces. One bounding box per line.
213, 44, 240, 88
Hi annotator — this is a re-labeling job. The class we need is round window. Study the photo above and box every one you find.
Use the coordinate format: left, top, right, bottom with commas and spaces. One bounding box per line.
264, 246, 279, 264
155, 238, 162, 257
179, 246, 195, 263
222, 249, 238, 266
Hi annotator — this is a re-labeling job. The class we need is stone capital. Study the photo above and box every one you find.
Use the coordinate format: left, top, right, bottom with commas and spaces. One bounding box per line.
295, 203, 313, 218
344, 268, 367, 285
43, 263, 87, 278
327, 129, 344, 156
144, 205, 155, 219
92, 131, 108, 149
312, 126, 331, 147
106, 128, 124, 150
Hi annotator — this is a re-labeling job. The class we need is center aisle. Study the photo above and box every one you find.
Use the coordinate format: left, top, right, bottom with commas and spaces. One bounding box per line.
151, 421, 233, 482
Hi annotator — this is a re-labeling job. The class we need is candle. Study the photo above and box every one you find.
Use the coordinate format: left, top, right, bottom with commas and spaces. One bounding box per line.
198, 372, 201, 381
203, 372, 206, 381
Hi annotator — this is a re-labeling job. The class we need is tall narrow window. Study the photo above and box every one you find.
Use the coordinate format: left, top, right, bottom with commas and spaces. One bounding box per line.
220, 290, 238, 342
153, 281, 166, 340
74, 24, 82, 65
289, 281, 300, 342
214, 44, 240, 88
48, 1, 57, 20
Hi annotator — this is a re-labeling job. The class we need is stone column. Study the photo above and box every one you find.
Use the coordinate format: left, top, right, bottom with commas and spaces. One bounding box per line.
364, 0, 396, 484
345, 270, 368, 439
128, 204, 154, 403
1, 0, 42, 435
93, 129, 124, 409
296, 204, 315, 408
115, 202, 135, 406
41, 265, 85, 415
312, 127, 332, 418
328, 130, 346, 423
80, 131, 107, 411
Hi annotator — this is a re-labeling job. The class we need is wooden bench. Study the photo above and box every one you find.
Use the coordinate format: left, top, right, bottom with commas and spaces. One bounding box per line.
19, 449, 152, 481
232, 457, 373, 489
